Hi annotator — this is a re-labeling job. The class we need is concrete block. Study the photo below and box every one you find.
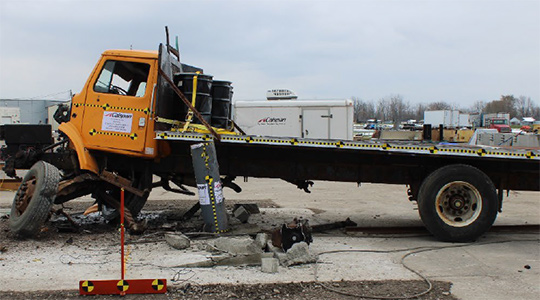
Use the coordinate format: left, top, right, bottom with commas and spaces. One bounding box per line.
209, 236, 263, 255
261, 257, 279, 273
276, 242, 318, 267
164, 233, 191, 250
255, 233, 269, 249
233, 203, 260, 214
233, 206, 250, 223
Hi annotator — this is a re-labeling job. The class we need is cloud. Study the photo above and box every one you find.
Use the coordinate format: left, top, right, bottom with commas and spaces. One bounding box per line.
0, 0, 538, 106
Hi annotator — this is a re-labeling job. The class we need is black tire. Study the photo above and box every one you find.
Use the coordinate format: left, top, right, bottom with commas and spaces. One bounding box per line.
100, 169, 152, 221
418, 164, 498, 242
10, 161, 60, 237
124, 169, 152, 216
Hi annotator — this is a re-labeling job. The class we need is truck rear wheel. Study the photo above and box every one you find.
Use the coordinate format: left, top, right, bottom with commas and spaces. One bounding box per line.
10, 161, 60, 237
417, 164, 498, 242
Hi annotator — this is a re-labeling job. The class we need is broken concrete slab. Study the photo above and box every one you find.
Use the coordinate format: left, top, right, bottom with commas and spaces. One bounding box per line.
176, 252, 275, 268
227, 223, 261, 235
164, 233, 191, 250
207, 236, 263, 255
275, 242, 318, 267
215, 253, 270, 267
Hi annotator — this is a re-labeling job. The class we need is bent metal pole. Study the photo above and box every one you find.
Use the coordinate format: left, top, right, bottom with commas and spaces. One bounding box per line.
190, 141, 229, 233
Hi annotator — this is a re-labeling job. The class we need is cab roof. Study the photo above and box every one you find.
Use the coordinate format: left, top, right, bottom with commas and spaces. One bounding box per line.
102, 49, 158, 59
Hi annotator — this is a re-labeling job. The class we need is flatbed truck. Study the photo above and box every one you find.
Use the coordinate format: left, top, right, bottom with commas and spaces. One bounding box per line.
1, 39, 538, 243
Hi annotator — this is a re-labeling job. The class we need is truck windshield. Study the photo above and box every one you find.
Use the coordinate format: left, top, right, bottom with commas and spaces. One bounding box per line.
94, 60, 150, 97
492, 119, 507, 125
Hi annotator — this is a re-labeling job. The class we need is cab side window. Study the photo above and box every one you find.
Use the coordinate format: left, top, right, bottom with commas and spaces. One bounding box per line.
94, 60, 150, 97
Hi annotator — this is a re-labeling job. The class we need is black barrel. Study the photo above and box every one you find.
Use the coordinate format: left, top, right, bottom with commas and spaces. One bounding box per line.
174, 73, 213, 125
211, 80, 233, 128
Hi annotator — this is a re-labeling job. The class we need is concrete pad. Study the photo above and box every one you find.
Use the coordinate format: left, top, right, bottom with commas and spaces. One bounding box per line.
0, 178, 538, 300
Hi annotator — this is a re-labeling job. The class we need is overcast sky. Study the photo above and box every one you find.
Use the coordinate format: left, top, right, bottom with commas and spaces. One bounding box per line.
0, 0, 538, 107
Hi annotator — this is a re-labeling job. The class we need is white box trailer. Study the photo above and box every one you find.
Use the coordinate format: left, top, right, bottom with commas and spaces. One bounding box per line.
459, 113, 470, 127
233, 99, 354, 140
424, 110, 464, 128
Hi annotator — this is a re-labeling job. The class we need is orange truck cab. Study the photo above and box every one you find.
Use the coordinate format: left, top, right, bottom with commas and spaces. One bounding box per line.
59, 45, 207, 173
65, 50, 160, 165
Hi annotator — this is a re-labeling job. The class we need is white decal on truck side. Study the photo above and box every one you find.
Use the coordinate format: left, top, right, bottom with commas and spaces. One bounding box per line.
101, 111, 133, 133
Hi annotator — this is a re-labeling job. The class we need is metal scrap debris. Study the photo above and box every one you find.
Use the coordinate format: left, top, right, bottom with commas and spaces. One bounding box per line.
271, 218, 312, 252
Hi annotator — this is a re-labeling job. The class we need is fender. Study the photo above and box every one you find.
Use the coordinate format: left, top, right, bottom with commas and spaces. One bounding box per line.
58, 122, 99, 174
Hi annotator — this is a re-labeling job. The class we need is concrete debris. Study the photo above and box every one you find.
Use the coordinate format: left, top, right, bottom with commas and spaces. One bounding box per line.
207, 236, 263, 255
274, 242, 318, 267
215, 253, 273, 267
233, 205, 250, 223
255, 233, 269, 249
261, 257, 279, 273
266, 239, 283, 254
233, 203, 260, 214
228, 223, 261, 235
165, 233, 191, 250
232, 204, 260, 223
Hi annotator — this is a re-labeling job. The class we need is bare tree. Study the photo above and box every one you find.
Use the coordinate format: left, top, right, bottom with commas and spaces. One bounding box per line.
515, 96, 533, 118
532, 105, 540, 120
427, 101, 452, 111
376, 98, 390, 122
352, 97, 376, 122
377, 94, 410, 128
390, 95, 408, 128
413, 103, 428, 121
469, 101, 485, 114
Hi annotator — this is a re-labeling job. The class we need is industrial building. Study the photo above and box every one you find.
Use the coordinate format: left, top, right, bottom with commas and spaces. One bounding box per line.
0, 99, 68, 125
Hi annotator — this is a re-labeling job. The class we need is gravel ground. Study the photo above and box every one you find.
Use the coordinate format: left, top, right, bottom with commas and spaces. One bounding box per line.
0, 280, 456, 300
